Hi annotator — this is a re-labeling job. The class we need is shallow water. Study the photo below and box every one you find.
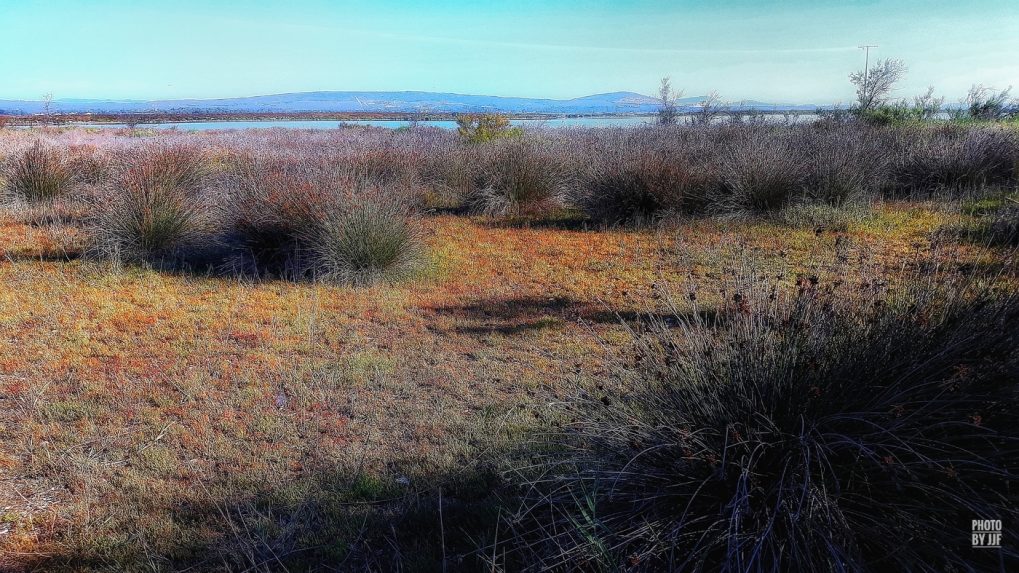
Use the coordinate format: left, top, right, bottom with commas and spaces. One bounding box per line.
62, 116, 659, 131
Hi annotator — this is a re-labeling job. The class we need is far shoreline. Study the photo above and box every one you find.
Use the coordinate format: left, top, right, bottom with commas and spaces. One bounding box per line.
0, 109, 817, 127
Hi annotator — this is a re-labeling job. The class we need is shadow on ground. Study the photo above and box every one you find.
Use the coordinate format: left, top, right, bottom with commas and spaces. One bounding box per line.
17, 459, 518, 572
427, 294, 710, 336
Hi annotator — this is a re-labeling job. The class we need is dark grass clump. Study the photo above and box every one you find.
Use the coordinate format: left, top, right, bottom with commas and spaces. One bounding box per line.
89, 146, 214, 265
799, 124, 885, 207
305, 191, 423, 286
469, 138, 568, 217
890, 126, 1019, 197
718, 127, 806, 214
507, 256, 1019, 571
223, 157, 334, 277
580, 148, 715, 225
4, 141, 73, 203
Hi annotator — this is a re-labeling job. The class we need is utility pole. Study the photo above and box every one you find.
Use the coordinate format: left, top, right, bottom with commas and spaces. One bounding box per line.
858, 45, 878, 94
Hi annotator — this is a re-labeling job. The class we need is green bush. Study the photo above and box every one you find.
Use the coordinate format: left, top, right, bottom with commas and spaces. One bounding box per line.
456, 113, 523, 143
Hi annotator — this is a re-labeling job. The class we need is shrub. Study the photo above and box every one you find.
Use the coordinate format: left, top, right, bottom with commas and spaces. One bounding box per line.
891, 127, 1018, 196
420, 143, 480, 210
224, 157, 335, 276
799, 125, 884, 206
469, 139, 567, 217
508, 257, 1019, 571
718, 128, 806, 214
4, 141, 72, 203
304, 192, 423, 286
963, 85, 1014, 121
580, 149, 711, 224
456, 114, 522, 143
90, 146, 213, 264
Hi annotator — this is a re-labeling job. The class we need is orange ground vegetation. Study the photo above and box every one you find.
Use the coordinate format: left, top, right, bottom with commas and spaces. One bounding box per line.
0, 203, 1004, 569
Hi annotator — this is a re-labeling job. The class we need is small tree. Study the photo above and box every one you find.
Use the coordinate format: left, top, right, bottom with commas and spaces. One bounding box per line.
691, 91, 724, 126
41, 93, 54, 124
849, 59, 907, 112
964, 84, 1013, 121
656, 77, 682, 126
455, 113, 520, 143
912, 86, 944, 121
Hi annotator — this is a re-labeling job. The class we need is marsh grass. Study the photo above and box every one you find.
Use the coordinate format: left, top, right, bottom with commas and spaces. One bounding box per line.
306, 192, 424, 286
4, 141, 73, 204
88, 145, 216, 265
505, 248, 1019, 571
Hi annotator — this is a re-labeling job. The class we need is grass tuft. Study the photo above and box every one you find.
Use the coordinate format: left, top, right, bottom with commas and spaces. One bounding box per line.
508, 254, 1019, 571
4, 141, 72, 203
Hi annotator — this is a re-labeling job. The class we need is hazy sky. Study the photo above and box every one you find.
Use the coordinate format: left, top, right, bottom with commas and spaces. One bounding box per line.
1, 0, 1016, 103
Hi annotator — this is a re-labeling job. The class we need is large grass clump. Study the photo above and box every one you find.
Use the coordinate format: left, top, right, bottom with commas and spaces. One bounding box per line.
90, 146, 213, 264
508, 255, 1019, 571
3, 141, 73, 203
305, 191, 423, 286
224, 157, 424, 284
469, 138, 568, 217
224, 156, 334, 276
718, 127, 806, 214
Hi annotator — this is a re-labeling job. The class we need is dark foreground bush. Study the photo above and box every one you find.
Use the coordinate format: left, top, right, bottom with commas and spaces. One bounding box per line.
89, 146, 213, 264
4, 141, 72, 203
224, 157, 334, 276
508, 259, 1019, 571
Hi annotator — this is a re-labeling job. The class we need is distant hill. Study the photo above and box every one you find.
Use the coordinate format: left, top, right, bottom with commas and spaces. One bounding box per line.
0, 91, 819, 115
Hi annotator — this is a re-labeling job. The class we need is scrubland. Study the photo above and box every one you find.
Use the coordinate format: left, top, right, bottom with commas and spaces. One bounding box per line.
0, 121, 1017, 571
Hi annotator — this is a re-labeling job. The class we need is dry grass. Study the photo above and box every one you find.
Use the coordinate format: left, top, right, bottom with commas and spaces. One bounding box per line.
0, 127, 1015, 571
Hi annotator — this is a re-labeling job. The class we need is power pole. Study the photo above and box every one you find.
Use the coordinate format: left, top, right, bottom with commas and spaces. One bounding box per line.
858, 45, 878, 96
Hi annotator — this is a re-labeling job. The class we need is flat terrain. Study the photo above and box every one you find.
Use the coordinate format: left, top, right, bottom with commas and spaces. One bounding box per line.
0, 200, 995, 569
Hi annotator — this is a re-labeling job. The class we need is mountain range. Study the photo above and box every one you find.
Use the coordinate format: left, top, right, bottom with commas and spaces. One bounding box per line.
0, 91, 819, 115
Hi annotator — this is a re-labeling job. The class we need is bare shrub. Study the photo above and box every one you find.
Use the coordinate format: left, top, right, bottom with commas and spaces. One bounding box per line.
656, 77, 682, 126
718, 127, 806, 214
891, 126, 1019, 196
580, 145, 716, 224
799, 124, 885, 206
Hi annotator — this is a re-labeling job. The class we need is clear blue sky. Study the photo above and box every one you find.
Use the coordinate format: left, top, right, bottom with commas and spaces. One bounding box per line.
1, 0, 1016, 103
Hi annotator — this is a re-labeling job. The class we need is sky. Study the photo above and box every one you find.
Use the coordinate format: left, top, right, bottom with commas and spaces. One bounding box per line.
0, 0, 1017, 104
